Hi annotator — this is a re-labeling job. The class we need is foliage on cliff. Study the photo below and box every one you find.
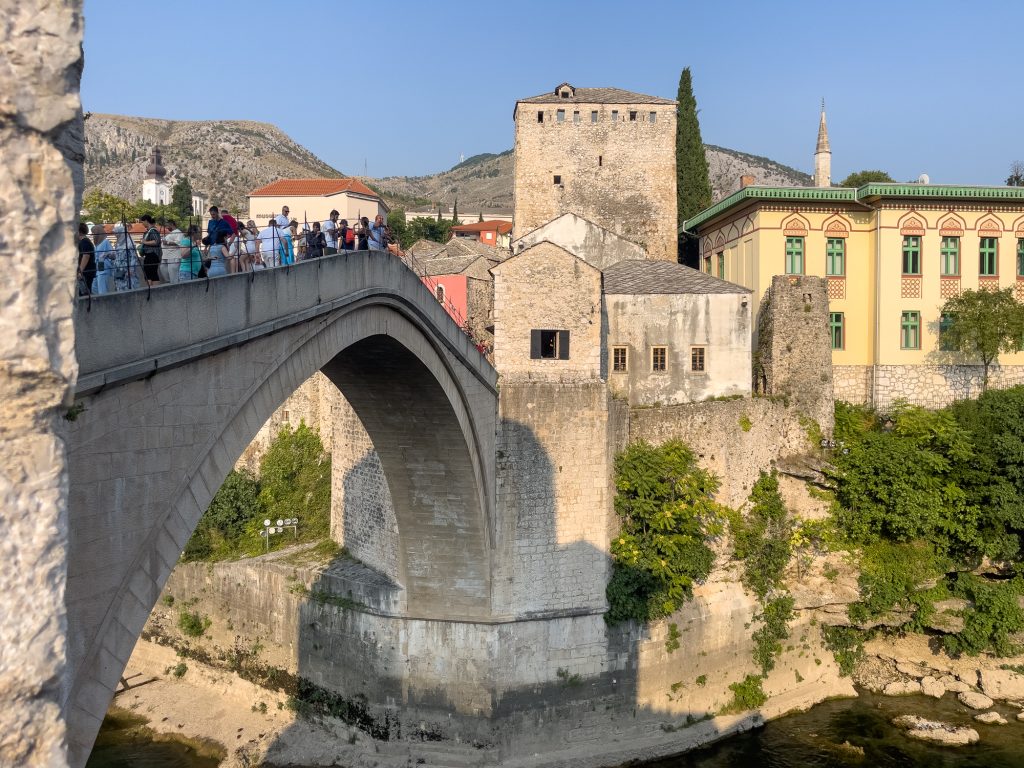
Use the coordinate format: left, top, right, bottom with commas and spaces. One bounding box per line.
605, 440, 723, 624
183, 422, 331, 562
830, 388, 1024, 655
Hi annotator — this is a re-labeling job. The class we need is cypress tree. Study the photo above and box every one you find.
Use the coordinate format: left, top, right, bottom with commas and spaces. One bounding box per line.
452, 198, 459, 223
676, 67, 712, 228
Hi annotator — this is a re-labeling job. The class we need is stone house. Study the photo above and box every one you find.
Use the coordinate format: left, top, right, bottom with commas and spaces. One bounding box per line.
492, 239, 751, 403
513, 82, 678, 262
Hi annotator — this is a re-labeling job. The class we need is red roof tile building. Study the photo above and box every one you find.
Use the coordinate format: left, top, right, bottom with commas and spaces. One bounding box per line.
450, 220, 513, 249
248, 178, 388, 228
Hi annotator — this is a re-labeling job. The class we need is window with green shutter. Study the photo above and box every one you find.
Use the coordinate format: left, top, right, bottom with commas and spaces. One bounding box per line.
717, 251, 725, 278
1017, 239, 1023, 277
785, 237, 804, 274
902, 236, 921, 275
826, 238, 845, 276
901, 311, 920, 350
980, 237, 998, 276
829, 312, 844, 350
940, 236, 960, 276
939, 313, 955, 351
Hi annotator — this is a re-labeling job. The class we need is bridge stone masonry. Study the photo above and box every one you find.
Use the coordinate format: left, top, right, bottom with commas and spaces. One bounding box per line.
65, 252, 499, 765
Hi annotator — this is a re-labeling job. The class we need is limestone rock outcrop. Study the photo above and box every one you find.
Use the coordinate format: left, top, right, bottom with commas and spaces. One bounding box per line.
0, 2, 84, 767
892, 715, 979, 746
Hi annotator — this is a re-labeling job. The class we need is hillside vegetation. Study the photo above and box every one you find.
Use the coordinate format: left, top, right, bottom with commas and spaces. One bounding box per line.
85, 114, 811, 216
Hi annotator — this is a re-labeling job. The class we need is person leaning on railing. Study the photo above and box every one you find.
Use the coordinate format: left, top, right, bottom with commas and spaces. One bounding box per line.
178, 224, 203, 281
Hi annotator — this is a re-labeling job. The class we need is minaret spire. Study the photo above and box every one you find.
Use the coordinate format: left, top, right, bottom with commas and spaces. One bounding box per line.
814, 100, 831, 187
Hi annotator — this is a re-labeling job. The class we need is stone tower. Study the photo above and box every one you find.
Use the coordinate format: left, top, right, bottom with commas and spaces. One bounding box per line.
813, 100, 831, 188
512, 82, 678, 261
142, 146, 170, 205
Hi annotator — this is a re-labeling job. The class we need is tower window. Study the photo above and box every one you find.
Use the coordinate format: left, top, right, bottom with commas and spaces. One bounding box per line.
590, 111, 598, 123
652, 346, 667, 372
556, 109, 565, 122
573, 110, 580, 123
598, 156, 602, 167
537, 111, 544, 123
690, 347, 706, 372
611, 110, 619, 121
629, 111, 637, 121
649, 111, 657, 123
612, 346, 627, 372
553, 175, 562, 185
530, 329, 570, 360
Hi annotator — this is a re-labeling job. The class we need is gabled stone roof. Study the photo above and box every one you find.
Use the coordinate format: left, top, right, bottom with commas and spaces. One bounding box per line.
602, 260, 749, 295
518, 87, 675, 106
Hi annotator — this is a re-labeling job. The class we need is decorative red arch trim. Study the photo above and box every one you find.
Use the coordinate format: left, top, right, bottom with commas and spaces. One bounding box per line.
900, 217, 925, 236
978, 217, 1003, 237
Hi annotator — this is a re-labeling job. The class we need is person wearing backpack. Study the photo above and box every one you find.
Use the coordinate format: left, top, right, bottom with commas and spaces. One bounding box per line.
139, 214, 163, 286
339, 218, 355, 251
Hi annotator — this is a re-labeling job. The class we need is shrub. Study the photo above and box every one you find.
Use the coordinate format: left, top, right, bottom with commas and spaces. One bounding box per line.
720, 675, 766, 714
752, 596, 795, 675
183, 468, 263, 561
944, 574, 1024, 657
178, 610, 211, 638
821, 626, 866, 677
731, 472, 792, 601
606, 440, 723, 624
257, 422, 331, 544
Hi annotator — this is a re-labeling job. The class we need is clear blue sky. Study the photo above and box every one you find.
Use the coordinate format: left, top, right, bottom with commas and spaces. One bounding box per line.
82, 0, 1023, 184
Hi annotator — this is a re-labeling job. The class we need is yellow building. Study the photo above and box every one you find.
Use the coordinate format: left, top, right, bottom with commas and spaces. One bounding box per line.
684, 183, 1024, 409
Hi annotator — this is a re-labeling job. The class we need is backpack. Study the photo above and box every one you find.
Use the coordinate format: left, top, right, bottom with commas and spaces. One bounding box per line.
344, 227, 355, 245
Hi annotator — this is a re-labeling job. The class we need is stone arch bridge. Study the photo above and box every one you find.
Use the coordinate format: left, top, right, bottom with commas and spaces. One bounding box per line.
64, 252, 497, 764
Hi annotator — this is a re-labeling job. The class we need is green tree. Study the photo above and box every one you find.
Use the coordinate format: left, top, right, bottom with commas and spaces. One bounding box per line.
675, 67, 712, 228
407, 216, 453, 245
387, 208, 410, 249
941, 288, 1024, 391
1007, 161, 1024, 187
183, 469, 263, 561
82, 189, 133, 223
258, 421, 331, 542
838, 170, 895, 187
606, 440, 723, 624
451, 198, 459, 223
171, 175, 194, 219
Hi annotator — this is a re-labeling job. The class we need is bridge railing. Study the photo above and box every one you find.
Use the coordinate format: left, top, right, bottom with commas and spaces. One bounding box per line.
73, 248, 497, 395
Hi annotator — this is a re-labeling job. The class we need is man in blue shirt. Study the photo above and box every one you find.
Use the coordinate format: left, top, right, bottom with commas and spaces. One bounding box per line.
206, 206, 233, 250
368, 214, 389, 251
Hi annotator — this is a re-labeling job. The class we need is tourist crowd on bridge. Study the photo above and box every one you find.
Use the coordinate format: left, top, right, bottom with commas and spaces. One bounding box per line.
76, 205, 397, 295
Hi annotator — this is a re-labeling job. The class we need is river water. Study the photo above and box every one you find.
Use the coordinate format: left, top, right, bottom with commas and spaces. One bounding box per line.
86, 691, 1024, 768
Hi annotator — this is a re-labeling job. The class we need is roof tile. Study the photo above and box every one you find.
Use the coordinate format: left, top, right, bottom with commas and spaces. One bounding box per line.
250, 177, 379, 198
519, 87, 674, 106
602, 260, 749, 295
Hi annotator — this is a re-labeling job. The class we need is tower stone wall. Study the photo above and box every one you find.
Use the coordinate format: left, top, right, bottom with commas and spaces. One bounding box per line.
755, 275, 834, 435
513, 89, 677, 261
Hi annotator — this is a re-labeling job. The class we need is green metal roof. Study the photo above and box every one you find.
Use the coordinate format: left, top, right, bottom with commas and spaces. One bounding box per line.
683, 183, 1024, 233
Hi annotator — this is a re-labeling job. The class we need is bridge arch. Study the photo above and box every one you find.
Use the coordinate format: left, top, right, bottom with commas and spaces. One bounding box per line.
64, 253, 497, 764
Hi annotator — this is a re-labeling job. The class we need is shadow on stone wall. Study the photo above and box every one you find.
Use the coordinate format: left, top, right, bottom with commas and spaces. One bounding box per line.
252, 414, 755, 767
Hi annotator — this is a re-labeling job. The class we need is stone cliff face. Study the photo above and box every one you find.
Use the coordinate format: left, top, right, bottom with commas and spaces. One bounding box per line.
84, 114, 342, 212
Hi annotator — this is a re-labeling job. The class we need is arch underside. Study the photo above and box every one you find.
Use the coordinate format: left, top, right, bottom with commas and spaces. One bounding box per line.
63, 298, 495, 764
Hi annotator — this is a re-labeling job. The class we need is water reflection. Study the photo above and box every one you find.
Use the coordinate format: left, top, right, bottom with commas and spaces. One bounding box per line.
85, 709, 223, 768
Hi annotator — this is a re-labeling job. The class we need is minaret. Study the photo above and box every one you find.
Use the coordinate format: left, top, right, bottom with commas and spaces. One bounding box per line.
813, 100, 831, 188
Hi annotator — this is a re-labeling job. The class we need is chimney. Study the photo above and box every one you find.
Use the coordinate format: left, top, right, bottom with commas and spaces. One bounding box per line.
740, 175, 755, 188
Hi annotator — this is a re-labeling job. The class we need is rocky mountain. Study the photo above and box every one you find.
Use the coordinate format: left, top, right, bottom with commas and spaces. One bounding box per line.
366, 145, 811, 214
85, 113, 811, 216
84, 114, 342, 212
